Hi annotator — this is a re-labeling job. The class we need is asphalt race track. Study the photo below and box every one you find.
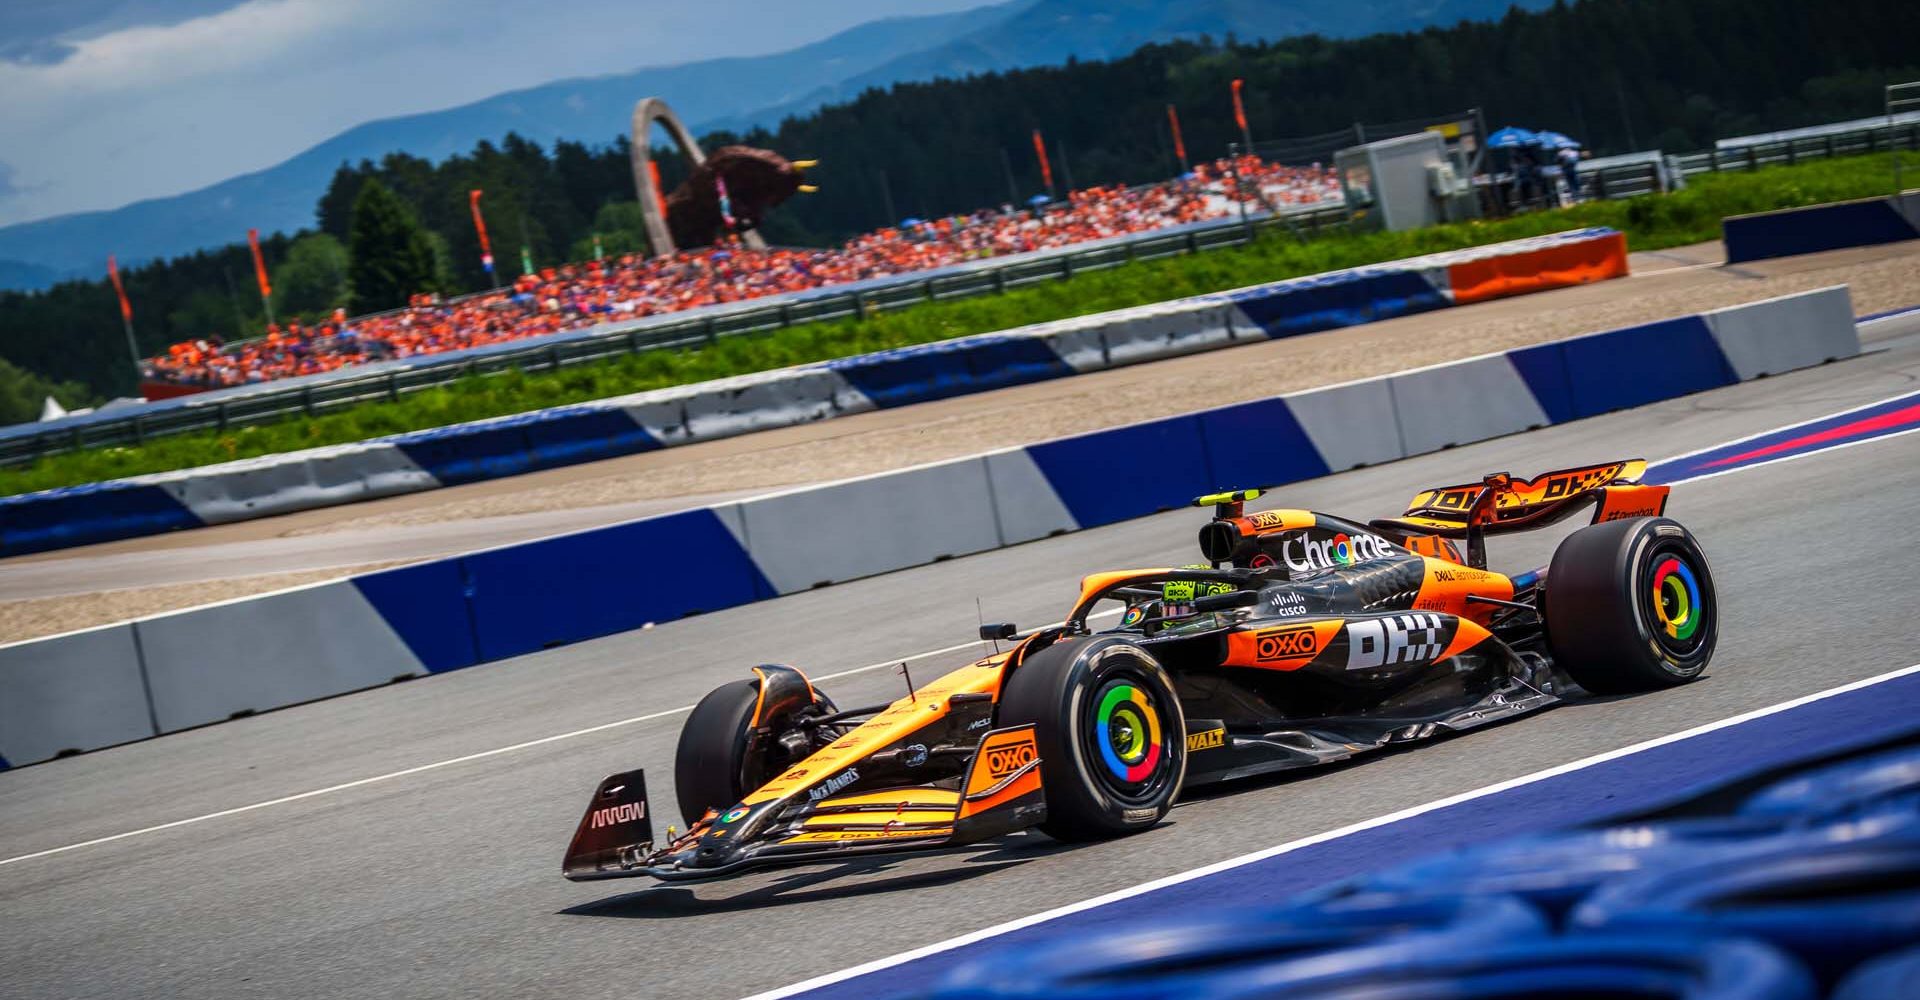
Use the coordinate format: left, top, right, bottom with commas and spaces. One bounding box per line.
2, 336, 1919, 999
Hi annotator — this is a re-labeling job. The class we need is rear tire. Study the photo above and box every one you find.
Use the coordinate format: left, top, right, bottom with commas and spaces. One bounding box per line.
997, 636, 1187, 841
1543, 517, 1717, 694
673, 680, 763, 826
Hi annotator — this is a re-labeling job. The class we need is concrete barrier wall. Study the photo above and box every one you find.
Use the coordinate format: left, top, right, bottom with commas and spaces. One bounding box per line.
1704, 286, 1859, 379
22, 262, 1868, 772
1389, 355, 1551, 456
734, 459, 1004, 594
1723, 196, 1920, 263
459, 507, 772, 663
0, 624, 154, 767
2, 230, 1627, 558
135, 580, 433, 733
1281, 379, 1405, 472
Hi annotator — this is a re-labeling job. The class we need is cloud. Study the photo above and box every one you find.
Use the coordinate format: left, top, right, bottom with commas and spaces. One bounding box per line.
0, 161, 20, 198
0, 0, 992, 227
0, 38, 77, 66
0, 0, 251, 65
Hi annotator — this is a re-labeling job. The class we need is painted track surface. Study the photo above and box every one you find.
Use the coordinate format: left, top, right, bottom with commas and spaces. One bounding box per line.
6, 239, 1916, 612
2, 338, 1919, 999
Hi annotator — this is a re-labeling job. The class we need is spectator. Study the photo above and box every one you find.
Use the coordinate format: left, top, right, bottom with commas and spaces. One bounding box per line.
144, 158, 1342, 389
1559, 146, 1586, 199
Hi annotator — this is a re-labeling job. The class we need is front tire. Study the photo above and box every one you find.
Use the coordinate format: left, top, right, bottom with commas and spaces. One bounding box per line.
1543, 517, 1717, 694
673, 679, 763, 826
997, 637, 1187, 841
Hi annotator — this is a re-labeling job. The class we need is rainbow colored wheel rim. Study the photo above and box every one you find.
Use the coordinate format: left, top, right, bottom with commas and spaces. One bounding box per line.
1095, 684, 1163, 784
1651, 556, 1704, 643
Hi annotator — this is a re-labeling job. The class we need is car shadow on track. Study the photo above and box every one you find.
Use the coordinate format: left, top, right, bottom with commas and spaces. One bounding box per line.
560, 835, 1074, 918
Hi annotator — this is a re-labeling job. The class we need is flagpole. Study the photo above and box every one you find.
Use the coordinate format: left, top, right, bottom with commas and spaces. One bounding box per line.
108, 255, 141, 376
1232, 79, 1254, 152
121, 314, 140, 377
470, 190, 496, 286
247, 229, 276, 330
1167, 104, 1190, 173
1032, 129, 1055, 201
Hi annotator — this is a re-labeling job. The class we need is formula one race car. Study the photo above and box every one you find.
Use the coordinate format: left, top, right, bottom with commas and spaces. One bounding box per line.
564, 460, 1716, 883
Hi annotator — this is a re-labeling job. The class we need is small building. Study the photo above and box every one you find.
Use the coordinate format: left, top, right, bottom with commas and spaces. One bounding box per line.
1334, 131, 1479, 232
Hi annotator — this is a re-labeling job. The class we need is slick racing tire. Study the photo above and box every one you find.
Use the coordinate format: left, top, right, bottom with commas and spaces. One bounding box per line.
672, 673, 834, 826
674, 679, 764, 826
1542, 516, 1717, 694
997, 636, 1187, 842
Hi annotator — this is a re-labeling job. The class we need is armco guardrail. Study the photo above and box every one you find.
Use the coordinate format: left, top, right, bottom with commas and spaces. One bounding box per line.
3, 206, 1350, 467
0, 284, 1858, 768
1583, 119, 1920, 201
0, 229, 1627, 557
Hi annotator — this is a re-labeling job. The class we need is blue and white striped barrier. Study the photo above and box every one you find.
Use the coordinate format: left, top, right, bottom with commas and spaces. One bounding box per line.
0, 230, 1627, 558
1724, 193, 1920, 264
0, 283, 1856, 767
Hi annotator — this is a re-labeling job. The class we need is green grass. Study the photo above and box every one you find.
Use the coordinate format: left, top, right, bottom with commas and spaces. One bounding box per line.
7, 152, 1907, 497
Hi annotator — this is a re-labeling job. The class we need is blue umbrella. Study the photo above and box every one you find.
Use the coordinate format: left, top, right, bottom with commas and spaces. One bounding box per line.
1027, 194, 1051, 205
1487, 126, 1537, 149
1534, 130, 1581, 150
898, 217, 923, 227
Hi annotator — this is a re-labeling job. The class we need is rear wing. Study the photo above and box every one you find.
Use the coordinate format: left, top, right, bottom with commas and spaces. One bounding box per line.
1372, 460, 1669, 566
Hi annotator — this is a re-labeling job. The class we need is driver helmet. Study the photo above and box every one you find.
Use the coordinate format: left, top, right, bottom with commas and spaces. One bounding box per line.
1134, 567, 1236, 632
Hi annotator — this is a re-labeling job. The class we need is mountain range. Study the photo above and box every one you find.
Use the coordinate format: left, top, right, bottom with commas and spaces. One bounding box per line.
0, 0, 1552, 290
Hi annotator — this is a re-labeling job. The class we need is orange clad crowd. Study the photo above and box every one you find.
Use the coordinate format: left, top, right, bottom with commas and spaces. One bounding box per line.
144, 158, 1341, 389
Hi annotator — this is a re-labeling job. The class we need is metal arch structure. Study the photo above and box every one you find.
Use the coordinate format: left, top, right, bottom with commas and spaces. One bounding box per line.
630, 96, 766, 257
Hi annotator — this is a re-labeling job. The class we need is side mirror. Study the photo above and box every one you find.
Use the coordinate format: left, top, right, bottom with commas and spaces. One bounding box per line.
1193, 590, 1259, 613
979, 622, 1018, 641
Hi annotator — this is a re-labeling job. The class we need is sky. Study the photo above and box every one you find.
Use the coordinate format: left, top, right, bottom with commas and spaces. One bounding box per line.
0, 0, 986, 228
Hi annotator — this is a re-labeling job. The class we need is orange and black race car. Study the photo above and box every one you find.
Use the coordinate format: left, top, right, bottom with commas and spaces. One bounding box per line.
563, 460, 1715, 883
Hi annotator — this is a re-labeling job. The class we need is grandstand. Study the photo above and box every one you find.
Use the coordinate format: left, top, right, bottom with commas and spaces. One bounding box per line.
140, 157, 1339, 393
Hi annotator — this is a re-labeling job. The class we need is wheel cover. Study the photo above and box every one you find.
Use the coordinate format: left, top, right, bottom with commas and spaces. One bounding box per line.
1648, 555, 1706, 648
1093, 683, 1163, 786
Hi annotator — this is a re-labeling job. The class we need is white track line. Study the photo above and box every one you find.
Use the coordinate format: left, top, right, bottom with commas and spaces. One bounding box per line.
1627, 260, 1719, 278
744, 661, 1920, 1000
0, 611, 1118, 869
